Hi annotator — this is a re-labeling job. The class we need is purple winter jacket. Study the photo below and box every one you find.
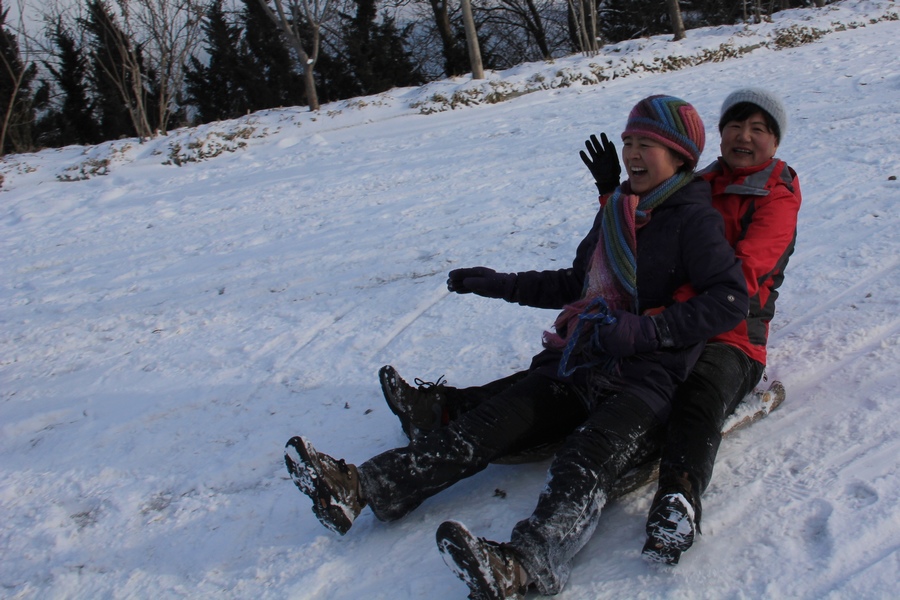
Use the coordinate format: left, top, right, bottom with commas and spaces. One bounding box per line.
510, 178, 748, 419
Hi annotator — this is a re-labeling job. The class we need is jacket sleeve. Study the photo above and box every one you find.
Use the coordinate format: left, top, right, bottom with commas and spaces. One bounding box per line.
655, 207, 749, 348
735, 169, 802, 298
509, 209, 603, 309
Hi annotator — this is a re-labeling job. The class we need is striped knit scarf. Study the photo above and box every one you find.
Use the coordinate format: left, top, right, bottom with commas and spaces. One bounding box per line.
544, 171, 694, 375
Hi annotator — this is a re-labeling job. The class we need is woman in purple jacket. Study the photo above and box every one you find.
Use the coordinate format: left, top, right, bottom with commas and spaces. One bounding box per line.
283, 95, 747, 599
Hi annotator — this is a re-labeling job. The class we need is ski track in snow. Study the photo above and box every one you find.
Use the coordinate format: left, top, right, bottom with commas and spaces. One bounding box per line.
1, 2, 900, 598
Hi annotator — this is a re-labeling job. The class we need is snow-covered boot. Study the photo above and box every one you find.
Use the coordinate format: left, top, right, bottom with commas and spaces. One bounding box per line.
379, 365, 452, 439
642, 473, 701, 565
436, 520, 529, 600
284, 436, 365, 535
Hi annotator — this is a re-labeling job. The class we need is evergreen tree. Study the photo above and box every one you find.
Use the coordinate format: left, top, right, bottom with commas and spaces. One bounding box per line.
370, 14, 426, 89
313, 34, 361, 103
40, 19, 99, 147
240, 0, 306, 111
142, 60, 164, 132
186, 0, 323, 123
81, 0, 162, 140
339, 0, 425, 96
185, 0, 250, 122
1, 1, 43, 154
82, 0, 139, 140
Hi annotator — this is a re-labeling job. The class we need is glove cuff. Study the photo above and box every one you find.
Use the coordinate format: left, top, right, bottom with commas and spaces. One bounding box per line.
650, 313, 675, 348
596, 177, 620, 195
501, 273, 519, 302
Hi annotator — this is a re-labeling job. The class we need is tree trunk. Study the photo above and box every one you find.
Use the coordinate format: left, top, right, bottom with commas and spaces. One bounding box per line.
586, 0, 597, 51
459, 0, 483, 79
519, 0, 550, 59
256, 0, 322, 111
302, 51, 319, 110
428, 0, 464, 76
567, 0, 597, 55
125, 50, 154, 138
666, 0, 686, 41
0, 59, 25, 154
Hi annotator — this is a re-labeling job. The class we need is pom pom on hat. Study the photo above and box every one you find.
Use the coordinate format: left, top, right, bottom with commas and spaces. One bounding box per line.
621, 95, 705, 168
719, 88, 788, 141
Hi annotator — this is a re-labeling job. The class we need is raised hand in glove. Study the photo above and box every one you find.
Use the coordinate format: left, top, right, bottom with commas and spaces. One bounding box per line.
580, 133, 621, 195
593, 310, 660, 358
447, 267, 517, 301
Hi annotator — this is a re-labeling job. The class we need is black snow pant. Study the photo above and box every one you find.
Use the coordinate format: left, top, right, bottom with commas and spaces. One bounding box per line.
445, 370, 530, 422
658, 343, 765, 498
357, 370, 663, 595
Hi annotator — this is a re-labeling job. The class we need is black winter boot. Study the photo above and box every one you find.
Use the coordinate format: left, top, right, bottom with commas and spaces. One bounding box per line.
436, 520, 529, 600
642, 472, 702, 565
284, 436, 365, 535
379, 365, 452, 439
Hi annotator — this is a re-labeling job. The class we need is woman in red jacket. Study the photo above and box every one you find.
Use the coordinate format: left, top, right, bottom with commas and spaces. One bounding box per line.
640, 88, 801, 564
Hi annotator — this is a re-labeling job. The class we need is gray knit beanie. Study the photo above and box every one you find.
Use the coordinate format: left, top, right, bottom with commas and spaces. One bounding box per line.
719, 88, 788, 142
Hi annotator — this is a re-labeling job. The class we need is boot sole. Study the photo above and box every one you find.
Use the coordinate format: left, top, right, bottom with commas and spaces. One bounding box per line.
641, 536, 683, 565
436, 521, 504, 600
284, 436, 353, 535
379, 366, 403, 418
379, 366, 417, 439
641, 494, 695, 565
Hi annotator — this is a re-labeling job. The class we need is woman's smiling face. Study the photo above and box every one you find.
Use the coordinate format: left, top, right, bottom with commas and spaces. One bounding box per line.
621, 135, 685, 195
720, 111, 779, 169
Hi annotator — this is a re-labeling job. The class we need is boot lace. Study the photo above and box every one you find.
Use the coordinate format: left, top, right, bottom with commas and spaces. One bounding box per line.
413, 374, 446, 390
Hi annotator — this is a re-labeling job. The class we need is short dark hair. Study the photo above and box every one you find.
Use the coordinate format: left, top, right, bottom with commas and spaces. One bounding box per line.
718, 101, 781, 143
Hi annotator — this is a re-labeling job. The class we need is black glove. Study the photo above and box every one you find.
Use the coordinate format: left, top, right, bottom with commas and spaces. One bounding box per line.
580, 133, 621, 195
593, 310, 659, 358
447, 267, 517, 300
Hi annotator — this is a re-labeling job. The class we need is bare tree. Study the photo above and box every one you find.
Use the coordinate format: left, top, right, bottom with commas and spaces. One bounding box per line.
255, 0, 344, 111
83, 0, 154, 138
54, 0, 202, 139
1, 0, 42, 154
483, 0, 561, 61
459, 0, 483, 78
423, 0, 469, 76
516, 0, 550, 57
743, 0, 764, 23
128, 0, 204, 133
567, 0, 597, 55
665, 0, 685, 41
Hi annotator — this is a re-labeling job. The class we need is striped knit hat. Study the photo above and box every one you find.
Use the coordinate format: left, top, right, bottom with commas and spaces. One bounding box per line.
621, 95, 705, 168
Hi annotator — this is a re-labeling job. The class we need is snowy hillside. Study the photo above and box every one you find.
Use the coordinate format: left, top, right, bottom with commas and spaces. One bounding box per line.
1, 1, 899, 598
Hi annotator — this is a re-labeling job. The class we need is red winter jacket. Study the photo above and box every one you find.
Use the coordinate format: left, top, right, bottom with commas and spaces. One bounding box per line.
698, 157, 802, 365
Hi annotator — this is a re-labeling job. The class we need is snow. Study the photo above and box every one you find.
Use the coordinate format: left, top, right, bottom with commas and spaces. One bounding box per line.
2, 1, 899, 598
